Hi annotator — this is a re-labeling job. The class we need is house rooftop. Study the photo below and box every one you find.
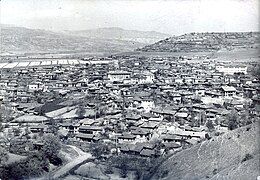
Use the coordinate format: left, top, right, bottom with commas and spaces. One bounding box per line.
221, 86, 236, 92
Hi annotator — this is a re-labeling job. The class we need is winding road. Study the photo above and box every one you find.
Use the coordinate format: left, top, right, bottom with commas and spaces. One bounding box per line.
38, 145, 92, 180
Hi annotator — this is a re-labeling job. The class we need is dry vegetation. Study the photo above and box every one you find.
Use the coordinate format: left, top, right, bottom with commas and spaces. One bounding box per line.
151, 122, 259, 180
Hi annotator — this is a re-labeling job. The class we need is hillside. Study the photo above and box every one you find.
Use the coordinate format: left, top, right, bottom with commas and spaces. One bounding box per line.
0, 25, 145, 54
137, 32, 260, 52
150, 123, 259, 180
64, 27, 170, 44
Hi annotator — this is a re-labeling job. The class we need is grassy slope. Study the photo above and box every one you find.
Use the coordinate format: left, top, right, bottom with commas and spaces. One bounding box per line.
151, 122, 259, 180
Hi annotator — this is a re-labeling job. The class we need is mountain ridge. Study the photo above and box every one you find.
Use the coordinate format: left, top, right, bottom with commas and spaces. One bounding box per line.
0, 25, 168, 54
63, 27, 170, 44
137, 32, 260, 52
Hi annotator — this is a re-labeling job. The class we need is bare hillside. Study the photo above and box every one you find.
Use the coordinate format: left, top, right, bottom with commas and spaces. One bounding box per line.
150, 123, 259, 180
137, 32, 260, 52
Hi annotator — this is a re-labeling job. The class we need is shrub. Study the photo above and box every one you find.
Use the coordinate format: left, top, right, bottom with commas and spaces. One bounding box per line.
119, 169, 127, 178
242, 153, 253, 162
2, 152, 49, 179
41, 134, 62, 165
104, 165, 113, 174
158, 169, 169, 178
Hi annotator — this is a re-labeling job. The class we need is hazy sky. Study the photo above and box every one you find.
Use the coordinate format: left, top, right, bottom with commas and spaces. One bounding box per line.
0, 0, 259, 35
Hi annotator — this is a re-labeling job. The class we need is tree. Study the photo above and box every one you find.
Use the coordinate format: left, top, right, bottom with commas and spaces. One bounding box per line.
5, 152, 49, 179
49, 118, 58, 135
251, 64, 260, 78
89, 143, 110, 159
0, 147, 9, 167
76, 105, 86, 119
227, 110, 239, 130
200, 111, 206, 125
119, 163, 128, 178
206, 120, 215, 132
239, 109, 252, 126
41, 134, 61, 165
0, 112, 4, 132
13, 127, 21, 136
1, 128, 16, 152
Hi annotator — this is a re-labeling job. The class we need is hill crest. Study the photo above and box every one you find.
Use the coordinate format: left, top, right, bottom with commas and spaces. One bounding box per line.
137, 32, 260, 52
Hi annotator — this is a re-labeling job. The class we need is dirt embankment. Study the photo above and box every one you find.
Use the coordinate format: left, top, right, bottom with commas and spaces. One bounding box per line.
151, 122, 259, 180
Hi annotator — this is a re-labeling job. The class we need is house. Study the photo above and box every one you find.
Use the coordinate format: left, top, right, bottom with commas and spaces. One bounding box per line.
78, 126, 103, 135
140, 122, 159, 131
162, 134, 182, 143
28, 82, 44, 92
61, 123, 80, 134
221, 86, 236, 97
131, 144, 144, 155
131, 128, 151, 140
30, 125, 48, 133
80, 119, 96, 126
185, 138, 199, 145
141, 112, 158, 120
119, 144, 132, 154
150, 108, 164, 118
224, 99, 244, 109
117, 133, 136, 143
205, 91, 221, 98
216, 65, 247, 75
180, 91, 193, 103
192, 86, 206, 96
108, 71, 131, 82
140, 97, 155, 112
140, 149, 155, 157
76, 133, 99, 142
125, 115, 142, 122
169, 92, 182, 103
206, 113, 216, 121
243, 87, 257, 98
162, 142, 182, 153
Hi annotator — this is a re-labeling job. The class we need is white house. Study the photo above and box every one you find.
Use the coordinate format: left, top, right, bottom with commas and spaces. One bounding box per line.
108, 71, 131, 81
221, 86, 236, 97
140, 98, 155, 112
216, 65, 247, 75
28, 82, 44, 91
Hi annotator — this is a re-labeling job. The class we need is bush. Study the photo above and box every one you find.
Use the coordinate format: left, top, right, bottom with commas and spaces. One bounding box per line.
158, 169, 169, 178
242, 153, 253, 162
104, 165, 113, 174
89, 143, 110, 159
227, 110, 239, 130
41, 134, 62, 165
2, 152, 49, 179
119, 165, 127, 178
0, 147, 9, 166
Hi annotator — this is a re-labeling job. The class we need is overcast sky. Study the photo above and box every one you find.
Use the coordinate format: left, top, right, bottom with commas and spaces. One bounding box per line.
0, 0, 259, 35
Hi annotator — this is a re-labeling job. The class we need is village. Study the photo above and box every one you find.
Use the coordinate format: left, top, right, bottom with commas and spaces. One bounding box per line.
0, 54, 259, 179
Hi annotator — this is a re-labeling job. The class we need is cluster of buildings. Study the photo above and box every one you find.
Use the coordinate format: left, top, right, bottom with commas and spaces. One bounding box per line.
0, 55, 259, 157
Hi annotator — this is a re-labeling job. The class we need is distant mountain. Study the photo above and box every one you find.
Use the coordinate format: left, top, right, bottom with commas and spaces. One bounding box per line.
137, 32, 260, 52
0, 25, 152, 54
65, 27, 170, 44
149, 123, 259, 180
